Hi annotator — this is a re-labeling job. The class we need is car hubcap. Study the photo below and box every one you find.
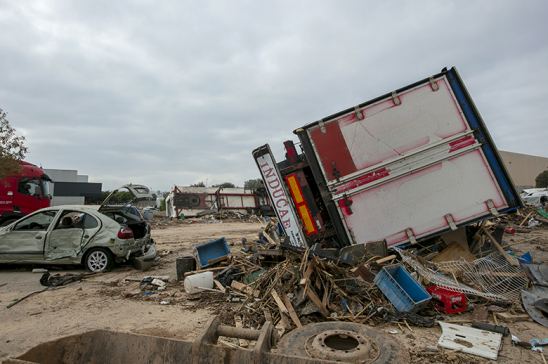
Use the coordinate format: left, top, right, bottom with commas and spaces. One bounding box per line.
88, 251, 108, 271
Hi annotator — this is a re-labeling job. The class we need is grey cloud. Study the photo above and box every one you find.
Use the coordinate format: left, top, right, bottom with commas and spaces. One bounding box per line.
0, 0, 547, 190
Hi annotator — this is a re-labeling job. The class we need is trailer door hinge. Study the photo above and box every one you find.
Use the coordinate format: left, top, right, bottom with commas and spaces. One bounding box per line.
354, 106, 364, 120
406, 228, 417, 245
486, 199, 499, 216
429, 77, 440, 91
391, 91, 401, 106
319, 120, 326, 134
331, 161, 341, 180
444, 214, 457, 231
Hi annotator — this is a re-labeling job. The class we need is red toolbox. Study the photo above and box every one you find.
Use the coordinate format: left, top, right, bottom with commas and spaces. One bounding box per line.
426, 285, 468, 314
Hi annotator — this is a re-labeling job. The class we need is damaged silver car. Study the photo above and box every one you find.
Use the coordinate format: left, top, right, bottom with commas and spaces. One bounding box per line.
0, 185, 156, 272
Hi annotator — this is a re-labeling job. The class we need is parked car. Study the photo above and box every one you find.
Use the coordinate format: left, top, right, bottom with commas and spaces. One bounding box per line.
0, 185, 157, 272
520, 188, 548, 207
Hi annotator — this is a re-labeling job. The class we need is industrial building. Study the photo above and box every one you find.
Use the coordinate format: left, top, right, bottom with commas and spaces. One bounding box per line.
499, 151, 548, 190
45, 169, 102, 206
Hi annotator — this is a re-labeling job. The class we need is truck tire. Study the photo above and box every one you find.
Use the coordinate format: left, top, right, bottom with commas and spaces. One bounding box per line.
83, 248, 114, 272
276, 321, 409, 363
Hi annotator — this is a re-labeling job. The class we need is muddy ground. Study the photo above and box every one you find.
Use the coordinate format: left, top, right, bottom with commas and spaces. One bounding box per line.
0, 219, 547, 363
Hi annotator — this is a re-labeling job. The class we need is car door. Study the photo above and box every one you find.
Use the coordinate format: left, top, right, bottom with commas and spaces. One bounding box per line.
0, 210, 59, 261
45, 210, 102, 260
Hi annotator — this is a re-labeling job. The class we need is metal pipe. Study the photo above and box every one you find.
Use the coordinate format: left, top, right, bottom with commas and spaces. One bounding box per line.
217, 325, 261, 341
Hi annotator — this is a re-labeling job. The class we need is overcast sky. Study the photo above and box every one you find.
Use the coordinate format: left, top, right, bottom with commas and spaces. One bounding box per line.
1, 1, 547, 191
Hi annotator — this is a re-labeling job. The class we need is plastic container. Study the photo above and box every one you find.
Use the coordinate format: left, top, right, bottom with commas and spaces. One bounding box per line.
176, 256, 197, 281
374, 264, 431, 312
194, 237, 230, 268
184, 271, 214, 294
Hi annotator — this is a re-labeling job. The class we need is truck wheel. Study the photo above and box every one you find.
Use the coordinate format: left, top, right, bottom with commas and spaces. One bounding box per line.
84, 248, 114, 272
276, 322, 409, 363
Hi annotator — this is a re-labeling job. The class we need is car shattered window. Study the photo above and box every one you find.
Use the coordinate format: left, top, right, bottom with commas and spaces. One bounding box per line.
134, 187, 149, 194
82, 214, 99, 229
55, 211, 99, 230
14, 210, 58, 231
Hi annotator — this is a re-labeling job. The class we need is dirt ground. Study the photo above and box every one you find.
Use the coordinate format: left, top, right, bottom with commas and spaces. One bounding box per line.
0, 219, 547, 363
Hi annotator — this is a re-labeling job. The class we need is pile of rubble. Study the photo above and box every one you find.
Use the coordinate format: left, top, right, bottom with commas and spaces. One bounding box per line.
150, 212, 262, 230
178, 210, 548, 361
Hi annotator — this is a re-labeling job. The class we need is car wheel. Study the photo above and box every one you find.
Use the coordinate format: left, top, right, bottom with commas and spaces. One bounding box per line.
84, 248, 114, 272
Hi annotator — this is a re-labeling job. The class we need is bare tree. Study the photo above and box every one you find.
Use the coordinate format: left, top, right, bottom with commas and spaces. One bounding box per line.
0, 109, 27, 178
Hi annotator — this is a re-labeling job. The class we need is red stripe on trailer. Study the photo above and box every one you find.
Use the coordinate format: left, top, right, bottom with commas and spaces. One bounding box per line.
448, 135, 476, 152
334, 167, 390, 194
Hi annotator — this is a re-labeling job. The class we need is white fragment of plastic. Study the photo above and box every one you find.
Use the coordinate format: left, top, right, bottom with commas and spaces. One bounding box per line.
438, 322, 502, 360
528, 218, 541, 228
32, 268, 48, 273
151, 278, 166, 287
160, 300, 170, 305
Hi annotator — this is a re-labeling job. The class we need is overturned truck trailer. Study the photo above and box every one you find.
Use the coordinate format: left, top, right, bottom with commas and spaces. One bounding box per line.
253, 67, 521, 250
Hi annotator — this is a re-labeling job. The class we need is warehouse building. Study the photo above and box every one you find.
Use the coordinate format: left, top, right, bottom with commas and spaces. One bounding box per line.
499, 151, 548, 190
45, 169, 102, 206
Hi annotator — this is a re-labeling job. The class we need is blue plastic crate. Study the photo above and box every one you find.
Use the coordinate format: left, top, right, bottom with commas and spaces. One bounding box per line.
374, 264, 431, 312
194, 237, 231, 268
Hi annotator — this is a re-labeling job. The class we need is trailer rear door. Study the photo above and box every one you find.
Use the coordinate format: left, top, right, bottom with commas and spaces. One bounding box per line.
298, 67, 520, 247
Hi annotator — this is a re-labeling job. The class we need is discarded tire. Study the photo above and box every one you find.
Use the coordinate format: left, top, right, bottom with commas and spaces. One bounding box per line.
276, 321, 409, 363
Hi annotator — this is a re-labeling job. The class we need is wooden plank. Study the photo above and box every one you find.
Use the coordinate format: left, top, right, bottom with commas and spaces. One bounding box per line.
300, 259, 315, 291
321, 282, 330, 309
302, 261, 315, 281
375, 254, 397, 265
281, 293, 302, 328
351, 263, 375, 282
262, 229, 278, 246
213, 279, 226, 293
494, 312, 530, 323
270, 290, 289, 315
481, 228, 519, 267
519, 211, 534, 226
263, 308, 273, 323
305, 284, 329, 317
231, 280, 260, 297
257, 249, 284, 256
207, 256, 229, 266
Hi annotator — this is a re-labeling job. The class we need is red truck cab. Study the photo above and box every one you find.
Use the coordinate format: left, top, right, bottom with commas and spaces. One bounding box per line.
0, 161, 52, 226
